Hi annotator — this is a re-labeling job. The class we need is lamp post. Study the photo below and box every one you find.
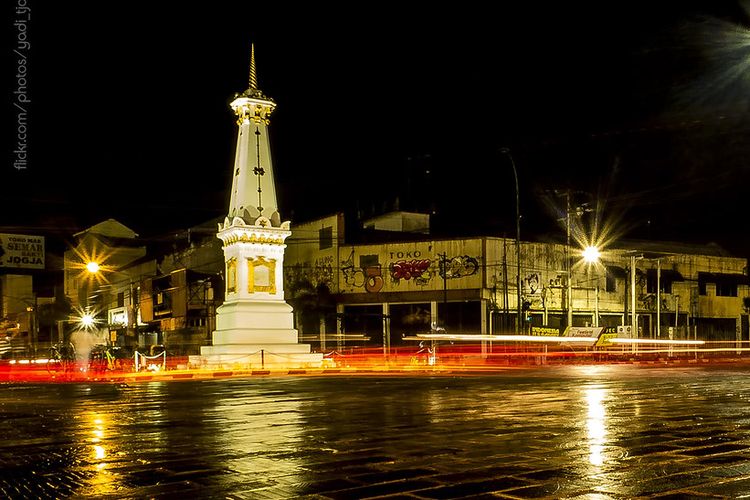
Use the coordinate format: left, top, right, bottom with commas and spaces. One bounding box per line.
656, 258, 661, 338
626, 252, 645, 350
556, 191, 594, 329
28, 295, 38, 355
500, 148, 521, 334
582, 245, 601, 327
566, 195, 572, 328
84, 261, 135, 345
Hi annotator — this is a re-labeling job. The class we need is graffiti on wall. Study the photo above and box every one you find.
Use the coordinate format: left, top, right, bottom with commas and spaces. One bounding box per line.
341, 249, 363, 287
524, 272, 542, 295
341, 249, 384, 293
640, 293, 668, 312
390, 259, 432, 285
314, 255, 335, 287
285, 255, 335, 292
440, 255, 479, 279
340, 250, 480, 293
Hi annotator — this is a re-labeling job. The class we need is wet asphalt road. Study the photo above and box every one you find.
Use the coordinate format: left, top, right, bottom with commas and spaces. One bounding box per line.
3, 365, 750, 498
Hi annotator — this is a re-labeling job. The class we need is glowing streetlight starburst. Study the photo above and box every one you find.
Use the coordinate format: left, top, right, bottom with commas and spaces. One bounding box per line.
582, 246, 601, 263
543, 188, 630, 274
72, 306, 101, 331
80, 313, 95, 327
68, 246, 115, 286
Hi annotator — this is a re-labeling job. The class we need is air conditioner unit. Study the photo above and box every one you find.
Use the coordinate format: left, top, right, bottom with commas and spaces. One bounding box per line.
617, 325, 632, 337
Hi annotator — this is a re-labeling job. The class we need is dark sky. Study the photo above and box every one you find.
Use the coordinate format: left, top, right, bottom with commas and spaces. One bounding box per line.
4, 1, 750, 258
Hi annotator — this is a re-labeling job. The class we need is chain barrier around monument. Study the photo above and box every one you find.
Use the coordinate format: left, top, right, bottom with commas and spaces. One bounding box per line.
133, 350, 166, 372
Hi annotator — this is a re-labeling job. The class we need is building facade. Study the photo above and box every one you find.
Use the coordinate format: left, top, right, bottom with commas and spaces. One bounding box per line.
284, 212, 750, 349
62, 219, 222, 353
60, 212, 750, 355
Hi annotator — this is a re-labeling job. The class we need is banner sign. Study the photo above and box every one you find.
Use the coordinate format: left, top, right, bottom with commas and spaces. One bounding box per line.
564, 326, 604, 338
0, 234, 44, 269
530, 326, 562, 336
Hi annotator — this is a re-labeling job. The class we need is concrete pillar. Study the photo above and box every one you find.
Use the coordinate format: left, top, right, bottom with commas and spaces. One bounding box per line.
480, 299, 488, 334
481, 299, 488, 357
319, 314, 326, 351
382, 303, 390, 355
737, 316, 742, 355
336, 304, 344, 350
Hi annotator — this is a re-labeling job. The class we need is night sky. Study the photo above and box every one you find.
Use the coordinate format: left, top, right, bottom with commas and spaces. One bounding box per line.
4, 1, 750, 259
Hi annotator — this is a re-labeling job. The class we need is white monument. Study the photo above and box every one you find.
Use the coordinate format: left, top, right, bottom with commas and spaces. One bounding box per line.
201, 45, 322, 369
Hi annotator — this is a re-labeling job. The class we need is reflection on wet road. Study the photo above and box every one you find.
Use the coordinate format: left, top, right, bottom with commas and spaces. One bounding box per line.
3, 365, 750, 498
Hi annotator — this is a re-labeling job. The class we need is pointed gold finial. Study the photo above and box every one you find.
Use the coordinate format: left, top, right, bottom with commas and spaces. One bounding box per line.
249, 44, 258, 91
231, 42, 274, 122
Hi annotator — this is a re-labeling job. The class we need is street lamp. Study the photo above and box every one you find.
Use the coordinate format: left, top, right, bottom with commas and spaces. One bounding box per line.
80, 312, 96, 329
500, 147, 521, 334
582, 246, 601, 264
580, 245, 602, 326
84, 262, 139, 346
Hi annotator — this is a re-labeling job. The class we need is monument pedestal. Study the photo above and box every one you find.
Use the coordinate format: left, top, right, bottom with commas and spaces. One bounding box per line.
201, 300, 323, 369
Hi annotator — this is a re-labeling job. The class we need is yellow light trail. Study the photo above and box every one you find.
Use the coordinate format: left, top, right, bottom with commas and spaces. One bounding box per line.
403, 334, 599, 343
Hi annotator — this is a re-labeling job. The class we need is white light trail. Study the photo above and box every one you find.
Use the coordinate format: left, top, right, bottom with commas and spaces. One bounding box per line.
608, 338, 704, 345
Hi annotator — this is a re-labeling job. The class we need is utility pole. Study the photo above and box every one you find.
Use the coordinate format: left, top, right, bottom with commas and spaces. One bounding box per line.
594, 286, 599, 327
500, 148, 522, 334
439, 252, 448, 327
656, 259, 661, 339
631, 254, 637, 336
32, 294, 38, 356
566, 191, 572, 329
502, 237, 509, 331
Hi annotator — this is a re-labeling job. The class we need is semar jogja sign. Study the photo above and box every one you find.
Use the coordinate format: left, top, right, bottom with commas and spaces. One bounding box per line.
0, 233, 44, 269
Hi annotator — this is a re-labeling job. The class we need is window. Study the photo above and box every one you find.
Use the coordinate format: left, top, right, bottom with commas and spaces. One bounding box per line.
646, 269, 674, 294
716, 282, 738, 297
699, 273, 741, 297
117, 292, 125, 308
605, 273, 616, 293
360, 254, 379, 268
187, 317, 206, 328
698, 272, 711, 296
319, 226, 333, 250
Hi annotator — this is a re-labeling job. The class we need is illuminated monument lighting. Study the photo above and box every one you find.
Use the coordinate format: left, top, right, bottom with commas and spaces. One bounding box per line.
201, 45, 322, 368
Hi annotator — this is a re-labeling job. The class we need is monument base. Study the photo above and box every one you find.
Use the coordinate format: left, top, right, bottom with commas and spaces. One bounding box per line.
199, 349, 324, 370
200, 299, 323, 369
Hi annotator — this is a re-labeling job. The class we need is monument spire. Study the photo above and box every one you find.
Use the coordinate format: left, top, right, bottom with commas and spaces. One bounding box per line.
226, 44, 280, 226
248, 43, 258, 91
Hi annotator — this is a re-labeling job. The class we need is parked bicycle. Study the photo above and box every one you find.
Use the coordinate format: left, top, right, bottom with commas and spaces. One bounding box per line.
46, 342, 77, 375
89, 345, 129, 373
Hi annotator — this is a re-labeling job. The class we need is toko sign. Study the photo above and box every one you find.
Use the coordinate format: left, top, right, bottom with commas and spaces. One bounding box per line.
0, 233, 45, 269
